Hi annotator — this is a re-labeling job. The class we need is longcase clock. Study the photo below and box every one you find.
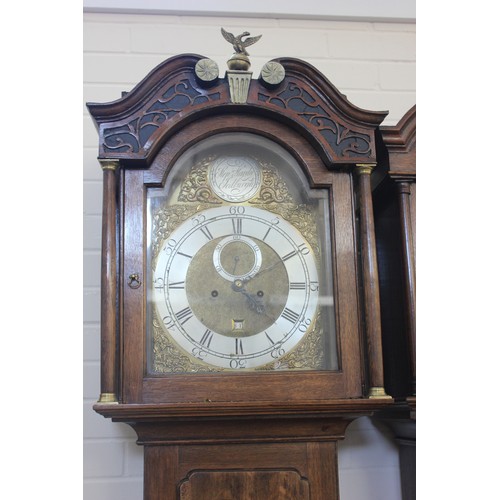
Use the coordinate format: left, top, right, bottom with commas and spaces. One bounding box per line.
87, 30, 394, 500
373, 105, 416, 500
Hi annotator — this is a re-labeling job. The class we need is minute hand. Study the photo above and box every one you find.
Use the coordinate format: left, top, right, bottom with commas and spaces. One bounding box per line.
245, 256, 285, 281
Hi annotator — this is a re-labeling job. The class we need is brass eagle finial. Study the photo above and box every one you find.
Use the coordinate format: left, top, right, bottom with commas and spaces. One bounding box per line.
221, 28, 262, 57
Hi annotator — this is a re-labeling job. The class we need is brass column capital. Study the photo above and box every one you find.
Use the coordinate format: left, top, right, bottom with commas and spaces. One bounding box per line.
99, 159, 120, 171
355, 163, 376, 176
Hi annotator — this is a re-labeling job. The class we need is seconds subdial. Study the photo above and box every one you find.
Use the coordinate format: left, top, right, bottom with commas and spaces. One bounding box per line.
213, 235, 262, 281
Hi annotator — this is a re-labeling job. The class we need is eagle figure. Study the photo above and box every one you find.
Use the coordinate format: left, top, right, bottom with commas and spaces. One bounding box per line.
221, 28, 262, 56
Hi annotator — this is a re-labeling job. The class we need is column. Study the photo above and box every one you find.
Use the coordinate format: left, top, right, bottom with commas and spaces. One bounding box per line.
355, 164, 390, 399
396, 180, 416, 395
97, 159, 119, 404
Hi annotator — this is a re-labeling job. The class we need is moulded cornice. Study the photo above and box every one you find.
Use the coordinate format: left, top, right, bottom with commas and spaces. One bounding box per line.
87, 53, 389, 165
378, 104, 416, 178
381, 104, 416, 153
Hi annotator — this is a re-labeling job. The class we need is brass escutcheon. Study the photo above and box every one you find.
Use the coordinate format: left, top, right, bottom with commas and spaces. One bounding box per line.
128, 273, 141, 289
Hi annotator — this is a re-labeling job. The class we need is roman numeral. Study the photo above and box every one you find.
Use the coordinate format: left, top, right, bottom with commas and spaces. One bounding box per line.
265, 332, 275, 345
282, 243, 309, 262
289, 282, 306, 290
177, 251, 193, 259
199, 225, 214, 240
175, 307, 193, 325
168, 281, 185, 289
232, 218, 242, 234
262, 226, 272, 241
200, 329, 214, 348
235, 338, 244, 355
281, 250, 298, 262
281, 307, 300, 324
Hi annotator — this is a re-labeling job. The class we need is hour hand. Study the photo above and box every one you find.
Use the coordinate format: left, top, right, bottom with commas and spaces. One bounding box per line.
240, 289, 265, 314
231, 279, 265, 314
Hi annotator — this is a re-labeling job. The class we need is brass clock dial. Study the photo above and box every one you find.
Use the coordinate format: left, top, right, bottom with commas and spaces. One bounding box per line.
153, 206, 319, 369
147, 133, 337, 373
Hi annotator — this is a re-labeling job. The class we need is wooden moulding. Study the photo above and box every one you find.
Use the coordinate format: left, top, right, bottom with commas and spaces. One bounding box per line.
87, 54, 388, 167
380, 105, 416, 178
93, 398, 394, 422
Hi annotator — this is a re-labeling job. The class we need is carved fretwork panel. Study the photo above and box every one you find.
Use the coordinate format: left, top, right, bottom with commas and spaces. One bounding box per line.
100, 73, 227, 158
254, 81, 372, 162
88, 55, 387, 166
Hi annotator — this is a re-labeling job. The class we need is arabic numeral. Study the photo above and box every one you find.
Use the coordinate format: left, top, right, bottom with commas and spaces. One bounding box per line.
191, 214, 206, 226
154, 277, 165, 289
298, 243, 310, 255
163, 239, 177, 255
162, 315, 175, 328
192, 347, 208, 360
298, 318, 312, 332
230, 358, 247, 369
229, 206, 245, 215
271, 345, 286, 359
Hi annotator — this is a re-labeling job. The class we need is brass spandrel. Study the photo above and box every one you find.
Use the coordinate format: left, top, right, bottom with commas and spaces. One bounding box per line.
178, 155, 222, 204
151, 204, 208, 269
257, 312, 324, 371
152, 308, 220, 373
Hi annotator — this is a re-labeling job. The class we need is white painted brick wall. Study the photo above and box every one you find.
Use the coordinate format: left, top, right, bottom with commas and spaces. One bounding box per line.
83, 12, 415, 500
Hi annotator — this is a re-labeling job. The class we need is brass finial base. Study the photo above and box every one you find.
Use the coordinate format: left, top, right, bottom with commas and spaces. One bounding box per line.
227, 53, 251, 71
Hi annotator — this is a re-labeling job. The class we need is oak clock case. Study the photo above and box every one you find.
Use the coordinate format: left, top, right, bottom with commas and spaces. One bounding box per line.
147, 133, 337, 374
88, 44, 396, 500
